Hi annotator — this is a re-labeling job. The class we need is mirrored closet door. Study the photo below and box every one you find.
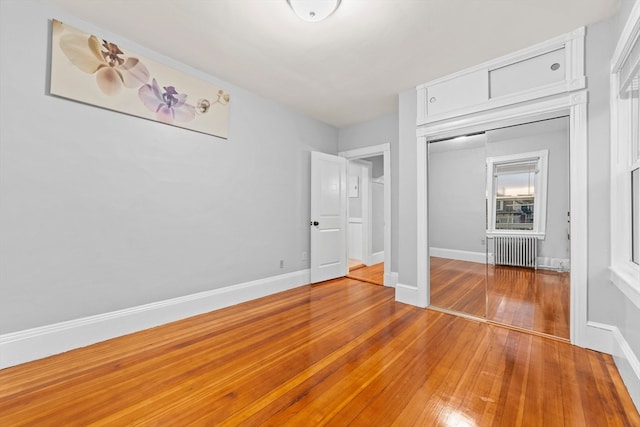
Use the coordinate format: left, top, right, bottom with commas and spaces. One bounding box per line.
428, 117, 571, 339
428, 133, 488, 318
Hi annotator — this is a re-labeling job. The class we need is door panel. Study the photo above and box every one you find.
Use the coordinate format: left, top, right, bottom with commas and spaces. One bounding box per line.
310, 152, 347, 283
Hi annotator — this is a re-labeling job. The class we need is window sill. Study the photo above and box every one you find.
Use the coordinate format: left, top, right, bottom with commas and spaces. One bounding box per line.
610, 263, 640, 310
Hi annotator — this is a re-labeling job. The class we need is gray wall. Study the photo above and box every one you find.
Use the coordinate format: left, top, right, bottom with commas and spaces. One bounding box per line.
338, 113, 398, 270
428, 139, 486, 254
0, 0, 338, 333
398, 89, 418, 287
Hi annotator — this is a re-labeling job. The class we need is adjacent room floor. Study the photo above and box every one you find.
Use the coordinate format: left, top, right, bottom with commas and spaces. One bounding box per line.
346, 262, 384, 286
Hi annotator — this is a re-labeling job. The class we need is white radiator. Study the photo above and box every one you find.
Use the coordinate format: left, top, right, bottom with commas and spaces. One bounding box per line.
492, 236, 537, 269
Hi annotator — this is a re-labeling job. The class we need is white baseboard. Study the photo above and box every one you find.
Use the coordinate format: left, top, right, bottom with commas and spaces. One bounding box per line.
384, 271, 398, 287
582, 321, 617, 354
0, 269, 311, 369
395, 283, 427, 308
583, 321, 640, 411
370, 251, 384, 265
612, 327, 640, 412
430, 247, 486, 264
536, 257, 570, 271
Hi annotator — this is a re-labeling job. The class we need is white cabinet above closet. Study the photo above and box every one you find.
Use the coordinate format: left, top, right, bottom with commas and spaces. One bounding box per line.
417, 28, 585, 125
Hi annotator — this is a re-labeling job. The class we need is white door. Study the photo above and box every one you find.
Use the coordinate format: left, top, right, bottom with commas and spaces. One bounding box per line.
310, 151, 347, 283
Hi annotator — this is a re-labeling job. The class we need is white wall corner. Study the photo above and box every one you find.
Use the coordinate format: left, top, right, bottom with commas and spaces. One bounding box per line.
0, 269, 311, 369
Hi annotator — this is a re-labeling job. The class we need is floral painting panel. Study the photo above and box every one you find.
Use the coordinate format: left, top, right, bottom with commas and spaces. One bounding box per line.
50, 19, 230, 139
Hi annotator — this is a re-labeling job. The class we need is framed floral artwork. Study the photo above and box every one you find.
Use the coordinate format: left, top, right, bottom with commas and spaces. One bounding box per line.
49, 19, 230, 139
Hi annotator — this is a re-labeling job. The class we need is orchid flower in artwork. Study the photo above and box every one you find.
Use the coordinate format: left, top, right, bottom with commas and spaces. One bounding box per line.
138, 79, 196, 124
58, 33, 150, 96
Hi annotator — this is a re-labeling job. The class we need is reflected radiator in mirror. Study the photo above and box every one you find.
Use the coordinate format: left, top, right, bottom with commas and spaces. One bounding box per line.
492, 235, 537, 269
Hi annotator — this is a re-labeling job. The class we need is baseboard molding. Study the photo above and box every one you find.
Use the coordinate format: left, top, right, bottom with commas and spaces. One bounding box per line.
370, 251, 384, 265
384, 271, 398, 287
429, 247, 572, 271
430, 247, 486, 264
537, 256, 570, 271
583, 321, 640, 411
0, 269, 311, 369
395, 283, 427, 308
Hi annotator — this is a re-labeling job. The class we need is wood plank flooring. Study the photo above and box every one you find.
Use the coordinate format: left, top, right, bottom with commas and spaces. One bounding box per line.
430, 257, 487, 318
347, 262, 384, 285
430, 257, 570, 339
487, 264, 570, 338
1, 278, 637, 426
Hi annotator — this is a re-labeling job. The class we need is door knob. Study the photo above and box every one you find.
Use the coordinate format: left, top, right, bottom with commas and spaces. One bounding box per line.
311, 221, 319, 226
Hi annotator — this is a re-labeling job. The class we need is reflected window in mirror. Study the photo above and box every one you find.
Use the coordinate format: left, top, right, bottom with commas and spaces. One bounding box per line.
486, 150, 548, 237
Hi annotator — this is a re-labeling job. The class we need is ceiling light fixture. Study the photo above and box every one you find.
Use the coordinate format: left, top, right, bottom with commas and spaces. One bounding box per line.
287, 0, 341, 23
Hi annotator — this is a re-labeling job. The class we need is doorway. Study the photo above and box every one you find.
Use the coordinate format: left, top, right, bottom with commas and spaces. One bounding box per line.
340, 144, 391, 286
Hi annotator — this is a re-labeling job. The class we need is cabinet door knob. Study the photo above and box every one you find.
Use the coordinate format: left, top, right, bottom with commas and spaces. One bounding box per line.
429, 97, 437, 103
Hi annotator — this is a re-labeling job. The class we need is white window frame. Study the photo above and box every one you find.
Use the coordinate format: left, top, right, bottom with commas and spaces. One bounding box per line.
486, 150, 549, 238
610, 0, 640, 309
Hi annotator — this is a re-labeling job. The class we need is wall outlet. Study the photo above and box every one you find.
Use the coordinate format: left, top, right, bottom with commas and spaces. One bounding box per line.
280, 260, 284, 268
301, 251, 307, 260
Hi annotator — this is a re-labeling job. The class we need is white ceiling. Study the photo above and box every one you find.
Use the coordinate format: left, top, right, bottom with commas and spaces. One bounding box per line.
44, 0, 619, 128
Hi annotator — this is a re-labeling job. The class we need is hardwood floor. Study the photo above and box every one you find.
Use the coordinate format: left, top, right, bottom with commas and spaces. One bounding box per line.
347, 262, 384, 285
487, 265, 570, 338
430, 257, 487, 318
430, 257, 570, 339
1, 278, 637, 426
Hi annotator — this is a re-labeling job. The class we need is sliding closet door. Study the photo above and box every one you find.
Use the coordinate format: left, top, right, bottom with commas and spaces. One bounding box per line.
428, 134, 487, 318
485, 117, 570, 338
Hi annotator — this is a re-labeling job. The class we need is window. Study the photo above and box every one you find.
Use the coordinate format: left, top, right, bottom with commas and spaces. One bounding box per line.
486, 150, 548, 237
610, 0, 640, 303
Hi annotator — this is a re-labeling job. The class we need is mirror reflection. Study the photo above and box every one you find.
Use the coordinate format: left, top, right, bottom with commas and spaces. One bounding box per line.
428, 117, 571, 339
428, 133, 487, 318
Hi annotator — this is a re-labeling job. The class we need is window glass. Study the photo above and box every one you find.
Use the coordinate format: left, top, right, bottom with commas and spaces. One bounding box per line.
494, 161, 536, 230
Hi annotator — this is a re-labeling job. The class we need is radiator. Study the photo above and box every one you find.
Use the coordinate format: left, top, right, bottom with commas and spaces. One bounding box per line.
492, 236, 537, 269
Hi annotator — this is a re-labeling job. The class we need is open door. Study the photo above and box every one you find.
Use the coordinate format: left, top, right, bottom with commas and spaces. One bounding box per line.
310, 151, 347, 283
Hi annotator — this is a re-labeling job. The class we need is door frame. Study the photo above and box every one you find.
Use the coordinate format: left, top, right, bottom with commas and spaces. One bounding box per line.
339, 144, 392, 286
411, 91, 589, 347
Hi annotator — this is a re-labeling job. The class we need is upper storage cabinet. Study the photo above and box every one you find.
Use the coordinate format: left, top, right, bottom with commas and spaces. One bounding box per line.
417, 28, 585, 125
426, 69, 488, 116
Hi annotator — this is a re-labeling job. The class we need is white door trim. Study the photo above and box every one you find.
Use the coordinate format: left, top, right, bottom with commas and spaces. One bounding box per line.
414, 91, 589, 347
339, 144, 392, 286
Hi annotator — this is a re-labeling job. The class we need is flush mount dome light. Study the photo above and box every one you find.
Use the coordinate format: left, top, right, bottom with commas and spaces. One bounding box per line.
287, 0, 341, 22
